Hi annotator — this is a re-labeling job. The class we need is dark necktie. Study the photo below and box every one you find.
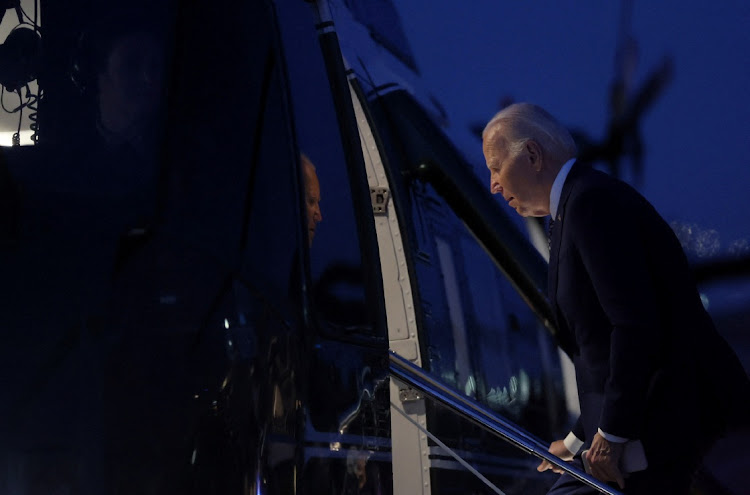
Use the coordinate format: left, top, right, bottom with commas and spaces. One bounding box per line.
547, 217, 555, 251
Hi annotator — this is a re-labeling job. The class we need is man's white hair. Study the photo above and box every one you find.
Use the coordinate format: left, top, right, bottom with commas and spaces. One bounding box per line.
482, 103, 577, 160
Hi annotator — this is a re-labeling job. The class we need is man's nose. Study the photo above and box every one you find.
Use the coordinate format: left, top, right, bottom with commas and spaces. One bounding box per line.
490, 181, 503, 195
315, 205, 322, 222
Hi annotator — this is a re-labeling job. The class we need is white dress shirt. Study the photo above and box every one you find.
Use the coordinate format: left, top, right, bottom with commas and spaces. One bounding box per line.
549, 158, 576, 220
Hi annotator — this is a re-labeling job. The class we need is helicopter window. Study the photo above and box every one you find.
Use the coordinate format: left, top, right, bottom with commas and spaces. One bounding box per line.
274, 0, 380, 339
369, 89, 568, 439
407, 181, 563, 431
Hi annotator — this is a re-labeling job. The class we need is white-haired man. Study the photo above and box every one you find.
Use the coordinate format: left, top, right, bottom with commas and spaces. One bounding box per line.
301, 153, 323, 247
482, 103, 749, 494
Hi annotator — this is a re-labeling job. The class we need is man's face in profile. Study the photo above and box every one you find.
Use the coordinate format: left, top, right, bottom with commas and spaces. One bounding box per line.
483, 133, 549, 217
302, 156, 322, 246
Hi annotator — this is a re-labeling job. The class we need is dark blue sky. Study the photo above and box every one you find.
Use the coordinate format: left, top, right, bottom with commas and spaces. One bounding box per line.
395, 0, 750, 259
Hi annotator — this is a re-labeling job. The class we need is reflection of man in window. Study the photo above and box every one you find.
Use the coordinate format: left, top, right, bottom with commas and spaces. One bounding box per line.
68, 9, 168, 230
96, 28, 164, 155
301, 153, 323, 246
71, 7, 168, 157
289, 153, 322, 303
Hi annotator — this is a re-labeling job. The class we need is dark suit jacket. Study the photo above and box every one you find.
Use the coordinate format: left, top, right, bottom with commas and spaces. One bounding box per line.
548, 162, 750, 467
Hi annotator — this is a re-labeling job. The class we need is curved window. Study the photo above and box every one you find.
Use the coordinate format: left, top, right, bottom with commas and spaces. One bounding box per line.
369, 90, 568, 439
276, 0, 382, 340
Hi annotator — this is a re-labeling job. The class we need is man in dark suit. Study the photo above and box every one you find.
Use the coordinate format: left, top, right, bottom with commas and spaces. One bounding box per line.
482, 103, 750, 494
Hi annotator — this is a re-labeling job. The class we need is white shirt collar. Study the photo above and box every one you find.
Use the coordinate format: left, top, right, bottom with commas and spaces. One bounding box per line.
549, 158, 576, 219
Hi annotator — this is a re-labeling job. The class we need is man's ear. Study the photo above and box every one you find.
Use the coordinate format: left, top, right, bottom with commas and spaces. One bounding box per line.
526, 140, 543, 172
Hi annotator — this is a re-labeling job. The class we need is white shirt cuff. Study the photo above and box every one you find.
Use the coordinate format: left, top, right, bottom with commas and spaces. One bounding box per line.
563, 432, 584, 455
598, 428, 628, 443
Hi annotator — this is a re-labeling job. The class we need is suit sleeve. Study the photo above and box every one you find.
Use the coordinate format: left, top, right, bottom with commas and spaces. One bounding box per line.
572, 415, 585, 443
567, 187, 663, 439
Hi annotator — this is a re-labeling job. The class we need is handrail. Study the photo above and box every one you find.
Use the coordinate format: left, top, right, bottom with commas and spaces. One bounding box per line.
389, 351, 623, 495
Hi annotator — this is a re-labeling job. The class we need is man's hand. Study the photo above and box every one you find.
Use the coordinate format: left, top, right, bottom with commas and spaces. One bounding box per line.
537, 439, 574, 474
586, 432, 625, 489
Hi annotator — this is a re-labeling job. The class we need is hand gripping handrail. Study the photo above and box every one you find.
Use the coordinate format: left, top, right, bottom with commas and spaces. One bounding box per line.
389, 351, 623, 495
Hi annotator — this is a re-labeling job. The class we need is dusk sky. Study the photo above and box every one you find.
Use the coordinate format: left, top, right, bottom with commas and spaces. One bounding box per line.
395, 0, 750, 260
